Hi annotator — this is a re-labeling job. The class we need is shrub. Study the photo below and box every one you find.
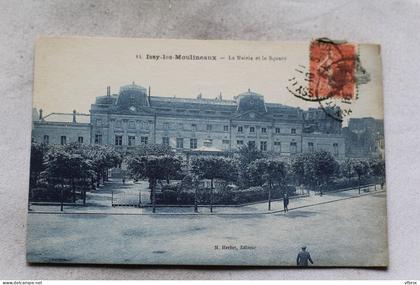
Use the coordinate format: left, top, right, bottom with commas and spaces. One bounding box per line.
30, 185, 75, 202
324, 176, 381, 192
161, 189, 178, 204
155, 183, 298, 205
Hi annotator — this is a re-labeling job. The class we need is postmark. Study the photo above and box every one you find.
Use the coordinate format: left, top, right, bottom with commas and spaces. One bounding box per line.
287, 38, 370, 122
309, 39, 357, 101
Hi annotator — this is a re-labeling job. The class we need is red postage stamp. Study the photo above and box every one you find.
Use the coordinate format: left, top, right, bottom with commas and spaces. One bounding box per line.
309, 40, 357, 100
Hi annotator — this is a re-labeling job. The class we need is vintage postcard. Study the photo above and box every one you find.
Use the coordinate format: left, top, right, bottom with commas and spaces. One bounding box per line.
27, 37, 387, 266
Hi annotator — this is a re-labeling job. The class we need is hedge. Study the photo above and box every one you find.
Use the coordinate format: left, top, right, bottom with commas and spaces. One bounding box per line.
155, 184, 297, 205
324, 176, 382, 192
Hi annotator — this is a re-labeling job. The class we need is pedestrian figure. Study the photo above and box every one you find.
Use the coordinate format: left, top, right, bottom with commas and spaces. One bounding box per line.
296, 246, 313, 267
319, 182, 326, 197
283, 193, 289, 212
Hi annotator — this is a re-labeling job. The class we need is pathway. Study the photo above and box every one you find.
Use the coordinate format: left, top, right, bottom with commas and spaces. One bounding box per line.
29, 180, 386, 215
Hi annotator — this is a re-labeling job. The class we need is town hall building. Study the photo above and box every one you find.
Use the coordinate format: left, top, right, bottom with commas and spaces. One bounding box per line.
32, 82, 346, 160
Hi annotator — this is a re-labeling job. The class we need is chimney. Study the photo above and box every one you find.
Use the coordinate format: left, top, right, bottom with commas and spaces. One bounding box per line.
72, 110, 76, 123
219, 92, 222, 100
107, 86, 111, 96
39, 109, 43, 120
148, 86, 151, 106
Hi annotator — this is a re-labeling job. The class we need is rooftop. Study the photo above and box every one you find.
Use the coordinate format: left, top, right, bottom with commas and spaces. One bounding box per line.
40, 112, 91, 124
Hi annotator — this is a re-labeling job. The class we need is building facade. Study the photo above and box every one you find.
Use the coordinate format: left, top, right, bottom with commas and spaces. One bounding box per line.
32, 83, 346, 160
343, 117, 385, 159
32, 110, 91, 145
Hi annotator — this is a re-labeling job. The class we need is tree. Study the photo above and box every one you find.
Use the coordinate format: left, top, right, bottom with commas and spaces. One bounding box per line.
43, 146, 81, 211
29, 143, 48, 190
34, 143, 122, 210
190, 156, 238, 213
126, 155, 182, 213
247, 158, 287, 210
236, 144, 265, 166
370, 159, 385, 189
353, 160, 370, 194
64, 143, 97, 203
310, 151, 339, 192
290, 151, 339, 195
290, 153, 311, 193
340, 158, 355, 182
82, 145, 122, 187
180, 174, 199, 212
235, 144, 265, 187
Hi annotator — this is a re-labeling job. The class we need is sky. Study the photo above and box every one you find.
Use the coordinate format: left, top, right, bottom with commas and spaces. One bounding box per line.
33, 37, 384, 125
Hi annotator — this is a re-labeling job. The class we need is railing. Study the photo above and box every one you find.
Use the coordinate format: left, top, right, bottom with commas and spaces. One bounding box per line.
111, 190, 142, 207
315, 183, 385, 195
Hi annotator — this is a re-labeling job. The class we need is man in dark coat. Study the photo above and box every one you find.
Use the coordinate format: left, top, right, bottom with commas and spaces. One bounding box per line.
296, 246, 314, 267
283, 193, 289, 212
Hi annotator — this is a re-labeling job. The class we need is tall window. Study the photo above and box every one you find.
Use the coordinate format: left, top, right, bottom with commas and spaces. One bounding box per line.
78, 136, 84, 144
248, 141, 256, 148
290, 142, 297, 153
275, 127, 280, 134
260, 141, 267, 151
60, 136, 66, 145
95, 134, 102, 144
249, 126, 255, 133
333, 143, 339, 156
190, 138, 197, 149
223, 125, 229, 132
308, 142, 314, 153
141, 136, 148, 145
261, 127, 267, 133
176, 138, 184, 149
162, 137, 170, 146
237, 140, 244, 146
142, 121, 149, 130
128, 136, 136, 146
43, 135, 49, 144
206, 124, 212, 131
191, 124, 197, 131
115, 135, 123, 146
274, 141, 281, 152
291, 128, 296, 134
238, 126, 243, 133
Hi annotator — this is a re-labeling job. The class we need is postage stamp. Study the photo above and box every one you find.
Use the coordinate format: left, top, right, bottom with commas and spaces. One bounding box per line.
287, 38, 370, 122
309, 39, 357, 101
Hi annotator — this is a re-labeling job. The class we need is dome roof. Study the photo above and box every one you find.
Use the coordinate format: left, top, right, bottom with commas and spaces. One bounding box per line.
116, 82, 149, 110
236, 89, 266, 113
119, 82, 147, 93
237, 90, 263, 98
